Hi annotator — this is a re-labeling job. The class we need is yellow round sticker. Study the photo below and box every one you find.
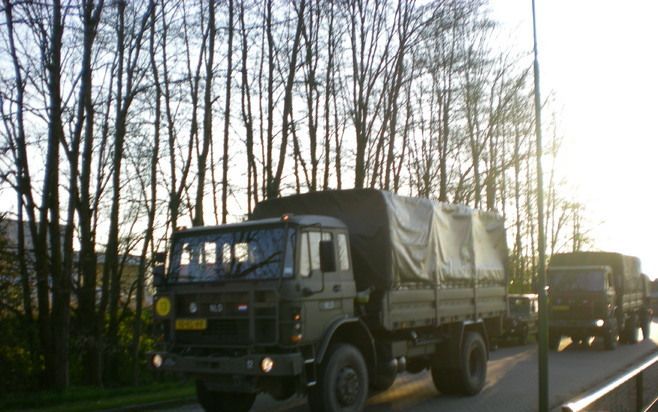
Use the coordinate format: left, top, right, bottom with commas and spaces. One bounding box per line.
155, 297, 171, 317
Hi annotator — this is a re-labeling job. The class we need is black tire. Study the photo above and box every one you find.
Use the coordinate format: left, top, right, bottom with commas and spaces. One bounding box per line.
570, 335, 587, 345
447, 331, 487, 396
604, 327, 618, 350
623, 315, 639, 344
196, 381, 256, 412
308, 344, 369, 412
431, 367, 460, 395
641, 319, 651, 341
548, 333, 560, 351
518, 330, 529, 346
371, 369, 397, 392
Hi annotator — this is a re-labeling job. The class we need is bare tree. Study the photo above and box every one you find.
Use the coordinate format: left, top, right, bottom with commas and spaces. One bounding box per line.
129, 0, 161, 384
343, 0, 394, 189
193, 0, 217, 227
100, 0, 152, 384
269, 0, 306, 198
222, 0, 235, 222
239, 0, 258, 212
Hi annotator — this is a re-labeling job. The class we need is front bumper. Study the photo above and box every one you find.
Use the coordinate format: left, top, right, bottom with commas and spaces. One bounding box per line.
148, 351, 304, 377
549, 318, 608, 336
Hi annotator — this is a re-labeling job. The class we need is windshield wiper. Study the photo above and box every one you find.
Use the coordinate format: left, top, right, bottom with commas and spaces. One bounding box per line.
230, 252, 281, 279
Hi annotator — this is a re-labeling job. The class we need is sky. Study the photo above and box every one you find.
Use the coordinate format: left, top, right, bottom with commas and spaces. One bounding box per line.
489, 0, 658, 279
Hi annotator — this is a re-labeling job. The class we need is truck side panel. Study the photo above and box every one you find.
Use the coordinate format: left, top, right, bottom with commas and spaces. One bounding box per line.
380, 286, 506, 331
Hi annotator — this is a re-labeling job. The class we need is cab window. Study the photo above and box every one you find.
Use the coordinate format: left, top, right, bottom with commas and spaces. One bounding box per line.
299, 231, 333, 277
337, 233, 350, 271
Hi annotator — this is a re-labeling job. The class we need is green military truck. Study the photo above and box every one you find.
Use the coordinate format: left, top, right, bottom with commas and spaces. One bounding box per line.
499, 294, 538, 346
148, 189, 507, 412
547, 251, 652, 351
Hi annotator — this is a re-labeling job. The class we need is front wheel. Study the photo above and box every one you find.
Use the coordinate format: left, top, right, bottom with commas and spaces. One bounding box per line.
196, 381, 256, 412
604, 326, 618, 350
517, 328, 529, 346
308, 344, 369, 412
548, 333, 561, 351
570, 335, 587, 345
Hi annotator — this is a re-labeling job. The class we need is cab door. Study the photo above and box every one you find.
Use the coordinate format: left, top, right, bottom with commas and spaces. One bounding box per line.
298, 230, 353, 341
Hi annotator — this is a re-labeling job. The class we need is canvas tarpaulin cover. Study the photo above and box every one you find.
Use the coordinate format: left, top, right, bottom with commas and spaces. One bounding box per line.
252, 189, 507, 290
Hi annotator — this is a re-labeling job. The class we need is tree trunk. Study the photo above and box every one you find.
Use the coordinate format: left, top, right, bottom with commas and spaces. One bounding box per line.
222, 0, 234, 223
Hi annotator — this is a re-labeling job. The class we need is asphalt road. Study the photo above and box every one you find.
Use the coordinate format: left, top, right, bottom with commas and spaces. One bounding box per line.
156, 319, 658, 412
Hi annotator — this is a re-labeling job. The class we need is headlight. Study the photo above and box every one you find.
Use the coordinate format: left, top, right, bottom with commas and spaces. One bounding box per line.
155, 297, 172, 317
260, 357, 274, 373
151, 354, 163, 368
594, 319, 605, 327
189, 302, 198, 314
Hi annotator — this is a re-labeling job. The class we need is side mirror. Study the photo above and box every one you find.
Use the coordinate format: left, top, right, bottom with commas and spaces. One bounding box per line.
154, 252, 166, 264
153, 252, 167, 287
319, 240, 336, 273
153, 265, 165, 287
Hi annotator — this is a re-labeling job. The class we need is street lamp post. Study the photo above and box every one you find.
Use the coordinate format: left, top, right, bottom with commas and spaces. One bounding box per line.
531, 1, 549, 411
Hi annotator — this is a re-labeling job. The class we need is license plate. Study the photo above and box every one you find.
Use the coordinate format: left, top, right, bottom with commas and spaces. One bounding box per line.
175, 319, 207, 330
551, 305, 570, 311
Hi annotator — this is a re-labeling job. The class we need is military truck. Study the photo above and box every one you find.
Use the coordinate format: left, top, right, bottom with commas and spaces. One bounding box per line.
547, 252, 652, 351
148, 189, 507, 412
498, 294, 538, 346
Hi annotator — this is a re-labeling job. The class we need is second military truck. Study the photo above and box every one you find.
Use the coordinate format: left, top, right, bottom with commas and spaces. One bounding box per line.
149, 189, 507, 411
548, 251, 652, 350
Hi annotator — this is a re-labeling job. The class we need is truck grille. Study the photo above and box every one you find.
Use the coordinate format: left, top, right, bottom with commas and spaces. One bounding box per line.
173, 290, 278, 346
551, 296, 606, 320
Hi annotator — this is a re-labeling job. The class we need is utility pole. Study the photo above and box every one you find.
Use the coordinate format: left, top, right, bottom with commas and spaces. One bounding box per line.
531, 1, 549, 411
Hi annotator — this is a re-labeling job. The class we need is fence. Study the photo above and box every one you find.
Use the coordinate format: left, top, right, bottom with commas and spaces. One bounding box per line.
561, 351, 658, 412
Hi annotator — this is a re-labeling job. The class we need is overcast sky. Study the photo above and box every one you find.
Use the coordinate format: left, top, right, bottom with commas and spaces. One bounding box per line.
489, 0, 658, 278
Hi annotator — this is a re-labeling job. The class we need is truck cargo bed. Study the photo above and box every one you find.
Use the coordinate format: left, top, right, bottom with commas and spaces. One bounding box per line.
376, 286, 506, 331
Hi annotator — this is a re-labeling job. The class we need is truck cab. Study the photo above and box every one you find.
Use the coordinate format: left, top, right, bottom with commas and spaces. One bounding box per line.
150, 214, 361, 411
548, 265, 617, 349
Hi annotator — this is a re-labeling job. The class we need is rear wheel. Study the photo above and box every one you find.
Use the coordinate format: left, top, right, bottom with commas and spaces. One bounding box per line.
431, 367, 459, 395
308, 344, 368, 412
548, 333, 561, 351
196, 381, 256, 412
641, 318, 651, 340
623, 315, 639, 344
432, 331, 487, 396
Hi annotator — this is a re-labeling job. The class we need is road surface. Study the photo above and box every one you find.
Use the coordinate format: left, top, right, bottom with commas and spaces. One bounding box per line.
156, 319, 658, 412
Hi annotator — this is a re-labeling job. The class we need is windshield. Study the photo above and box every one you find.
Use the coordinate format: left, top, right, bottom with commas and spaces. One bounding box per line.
509, 298, 531, 315
548, 269, 607, 293
169, 226, 294, 282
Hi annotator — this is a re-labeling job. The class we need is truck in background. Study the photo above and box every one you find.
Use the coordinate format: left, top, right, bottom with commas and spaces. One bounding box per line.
148, 189, 508, 412
498, 294, 538, 346
547, 252, 652, 351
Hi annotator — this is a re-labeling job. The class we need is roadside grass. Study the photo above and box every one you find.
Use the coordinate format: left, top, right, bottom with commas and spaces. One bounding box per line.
0, 381, 195, 412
